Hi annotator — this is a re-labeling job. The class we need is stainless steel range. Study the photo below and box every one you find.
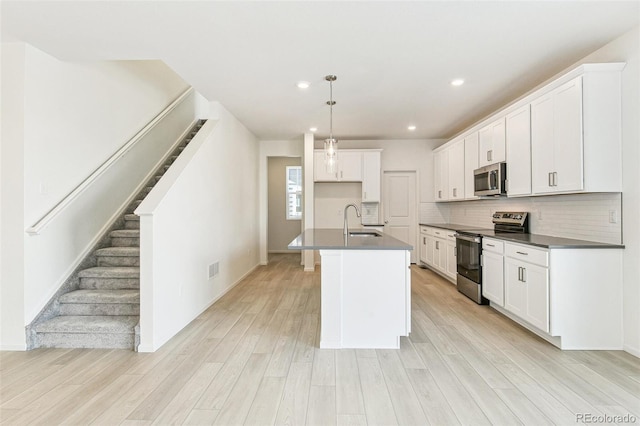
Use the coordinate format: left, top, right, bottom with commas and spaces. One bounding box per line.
454, 212, 529, 304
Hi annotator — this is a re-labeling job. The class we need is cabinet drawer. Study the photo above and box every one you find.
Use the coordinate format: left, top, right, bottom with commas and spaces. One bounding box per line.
431, 228, 446, 238
420, 226, 430, 235
445, 230, 457, 242
483, 238, 504, 254
505, 243, 548, 267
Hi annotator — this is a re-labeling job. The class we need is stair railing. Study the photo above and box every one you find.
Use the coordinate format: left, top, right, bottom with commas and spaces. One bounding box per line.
26, 87, 194, 236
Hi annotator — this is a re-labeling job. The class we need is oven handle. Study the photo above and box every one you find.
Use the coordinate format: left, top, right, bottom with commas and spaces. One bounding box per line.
454, 234, 481, 244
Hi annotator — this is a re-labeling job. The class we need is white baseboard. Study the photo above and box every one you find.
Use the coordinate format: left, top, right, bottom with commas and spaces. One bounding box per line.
0, 344, 27, 351
623, 344, 640, 358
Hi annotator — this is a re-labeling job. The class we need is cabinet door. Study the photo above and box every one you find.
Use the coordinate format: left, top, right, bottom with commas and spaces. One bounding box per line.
464, 132, 479, 199
362, 152, 381, 202
531, 93, 555, 194
482, 251, 504, 306
338, 151, 363, 181
447, 140, 465, 200
504, 258, 549, 332
434, 150, 449, 201
531, 77, 584, 195
552, 77, 583, 193
522, 262, 550, 332
446, 240, 457, 279
425, 235, 435, 266
314, 151, 338, 181
434, 238, 446, 272
478, 118, 505, 167
504, 258, 527, 318
419, 233, 428, 264
505, 105, 531, 196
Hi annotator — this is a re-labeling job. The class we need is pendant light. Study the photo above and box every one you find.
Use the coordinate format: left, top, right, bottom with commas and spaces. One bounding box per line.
324, 75, 338, 174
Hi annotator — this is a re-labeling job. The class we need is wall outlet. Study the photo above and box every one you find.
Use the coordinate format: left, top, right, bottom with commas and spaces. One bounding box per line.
609, 209, 618, 224
208, 261, 220, 279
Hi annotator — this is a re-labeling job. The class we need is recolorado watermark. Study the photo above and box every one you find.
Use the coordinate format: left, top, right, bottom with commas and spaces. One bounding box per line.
576, 413, 637, 424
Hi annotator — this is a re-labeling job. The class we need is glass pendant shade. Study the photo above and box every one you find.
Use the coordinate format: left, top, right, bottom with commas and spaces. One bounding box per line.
324, 137, 338, 174
324, 75, 338, 174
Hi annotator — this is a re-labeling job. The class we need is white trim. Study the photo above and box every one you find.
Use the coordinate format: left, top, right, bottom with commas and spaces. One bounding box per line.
623, 345, 640, 358
26, 87, 194, 235
0, 344, 28, 351
268, 250, 300, 254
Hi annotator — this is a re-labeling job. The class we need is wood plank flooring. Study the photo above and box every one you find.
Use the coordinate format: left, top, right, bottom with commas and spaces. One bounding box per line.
1, 253, 639, 425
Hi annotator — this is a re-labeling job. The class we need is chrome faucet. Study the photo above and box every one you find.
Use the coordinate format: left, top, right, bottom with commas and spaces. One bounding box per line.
343, 203, 361, 235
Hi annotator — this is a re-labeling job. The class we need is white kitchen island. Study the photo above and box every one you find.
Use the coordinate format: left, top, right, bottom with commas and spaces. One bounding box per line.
289, 229, 412, 349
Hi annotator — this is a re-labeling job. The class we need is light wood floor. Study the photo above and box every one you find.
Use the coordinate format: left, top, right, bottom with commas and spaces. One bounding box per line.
1, 253, 639, 425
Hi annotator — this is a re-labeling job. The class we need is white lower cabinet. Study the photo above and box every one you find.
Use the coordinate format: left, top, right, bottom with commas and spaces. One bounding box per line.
445, 233, 457, 279
420, 226, 456, 283
504, 257, 549, 332
481, 238, 504, 306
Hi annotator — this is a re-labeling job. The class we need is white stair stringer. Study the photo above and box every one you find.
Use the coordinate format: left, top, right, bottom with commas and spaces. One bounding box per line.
29, 119, 207, 351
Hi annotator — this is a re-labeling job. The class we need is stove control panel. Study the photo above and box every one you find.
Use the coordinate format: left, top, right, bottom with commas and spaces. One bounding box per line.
492, 211, 528, 226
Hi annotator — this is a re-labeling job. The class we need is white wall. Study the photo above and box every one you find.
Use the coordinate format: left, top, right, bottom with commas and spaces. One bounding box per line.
268, 157, 302, 252
258, 139, 303, 264
0, 43, 192, 349
0, 43, 27, 349
137, 102, 259, 352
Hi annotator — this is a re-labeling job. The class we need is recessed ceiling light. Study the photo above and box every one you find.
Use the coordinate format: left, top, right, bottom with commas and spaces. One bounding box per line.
297, 81, 311, 89
451, 79, 465, 87
408, 125, 417, 131
309, 127, 318, 132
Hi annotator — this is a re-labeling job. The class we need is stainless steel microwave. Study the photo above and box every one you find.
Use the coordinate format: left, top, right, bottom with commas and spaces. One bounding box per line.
474, 162, 507, 196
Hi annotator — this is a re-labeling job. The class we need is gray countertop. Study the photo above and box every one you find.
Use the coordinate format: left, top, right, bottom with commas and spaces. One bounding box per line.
288, 229, 413, 251
421, 223, 624, 249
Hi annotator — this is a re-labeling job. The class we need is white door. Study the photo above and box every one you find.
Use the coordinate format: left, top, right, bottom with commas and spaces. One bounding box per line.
383, 171, 417, 263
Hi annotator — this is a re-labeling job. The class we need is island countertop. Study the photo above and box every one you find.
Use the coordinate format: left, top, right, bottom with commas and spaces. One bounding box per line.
288, 229, 413, 251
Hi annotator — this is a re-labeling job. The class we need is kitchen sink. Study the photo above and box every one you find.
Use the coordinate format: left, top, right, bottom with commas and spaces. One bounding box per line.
348, 231, 382, 237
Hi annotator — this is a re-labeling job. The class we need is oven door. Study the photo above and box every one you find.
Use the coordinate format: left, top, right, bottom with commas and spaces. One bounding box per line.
455, 234, 482, 284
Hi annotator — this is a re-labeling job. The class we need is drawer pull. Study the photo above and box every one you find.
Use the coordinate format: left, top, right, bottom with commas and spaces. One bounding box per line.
516, 251, 528, 256
486, 243, 495, 247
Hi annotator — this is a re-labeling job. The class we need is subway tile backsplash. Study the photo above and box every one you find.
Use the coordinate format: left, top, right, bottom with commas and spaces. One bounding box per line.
420, 193, 622, 244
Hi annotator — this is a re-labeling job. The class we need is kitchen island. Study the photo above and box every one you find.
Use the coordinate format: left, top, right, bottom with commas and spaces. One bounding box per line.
289, 229, 412, 349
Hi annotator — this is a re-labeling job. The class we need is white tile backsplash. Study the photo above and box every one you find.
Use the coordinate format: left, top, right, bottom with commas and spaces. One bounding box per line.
439, 193, 622, 244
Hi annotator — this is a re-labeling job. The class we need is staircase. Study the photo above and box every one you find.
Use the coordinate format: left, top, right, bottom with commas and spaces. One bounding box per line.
30, 120, 206, 350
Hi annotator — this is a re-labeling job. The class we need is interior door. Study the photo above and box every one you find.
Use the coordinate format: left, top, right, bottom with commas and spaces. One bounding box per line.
383, 171, 417, 263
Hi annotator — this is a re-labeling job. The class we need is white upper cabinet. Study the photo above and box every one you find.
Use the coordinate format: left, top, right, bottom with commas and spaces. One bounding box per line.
314, 151, 338, 181
313, 150, 363, 182
464, 132, 479, 199
432, 63, 623, 201
531, 77, 583, 194
337, 151, 363, 181
478, 118, 506, 167
434, 149, 449, 202
447, 139, 465, 200
505, 104, 532, 196
362, 151, 381, 202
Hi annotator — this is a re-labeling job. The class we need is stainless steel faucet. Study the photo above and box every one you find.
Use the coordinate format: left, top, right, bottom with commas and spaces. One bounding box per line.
343, 203, 361, 235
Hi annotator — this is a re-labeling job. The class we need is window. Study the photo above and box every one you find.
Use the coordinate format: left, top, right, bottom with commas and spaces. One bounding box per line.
286, 166, 302, 220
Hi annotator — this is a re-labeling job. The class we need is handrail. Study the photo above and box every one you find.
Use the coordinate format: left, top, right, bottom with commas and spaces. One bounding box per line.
26, 87, 194, 236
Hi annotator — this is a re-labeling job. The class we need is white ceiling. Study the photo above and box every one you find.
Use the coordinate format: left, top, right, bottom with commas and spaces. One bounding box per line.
2, 1, 639, 141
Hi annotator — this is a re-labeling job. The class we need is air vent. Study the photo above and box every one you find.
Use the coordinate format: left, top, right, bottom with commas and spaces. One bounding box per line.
208, 261, 219, 279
